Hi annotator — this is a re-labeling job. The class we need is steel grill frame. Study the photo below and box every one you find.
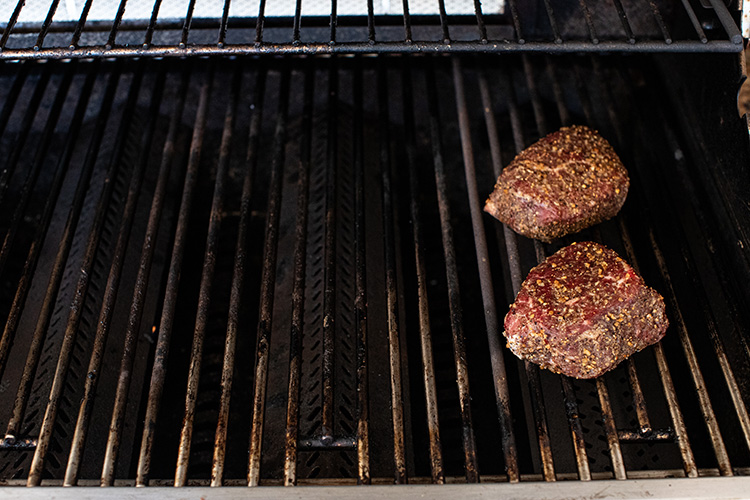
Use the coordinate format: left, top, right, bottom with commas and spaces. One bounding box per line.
0, 51, 747, 496
0, 0, 744, 59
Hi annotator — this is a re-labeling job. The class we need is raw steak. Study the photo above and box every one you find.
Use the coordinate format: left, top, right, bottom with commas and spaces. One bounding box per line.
484, 125, 629, 243
504, 241, 668, 379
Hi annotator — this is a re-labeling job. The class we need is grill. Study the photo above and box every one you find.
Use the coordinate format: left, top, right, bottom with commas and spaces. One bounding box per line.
0, 0, 749, 497
0, 0, 745, 58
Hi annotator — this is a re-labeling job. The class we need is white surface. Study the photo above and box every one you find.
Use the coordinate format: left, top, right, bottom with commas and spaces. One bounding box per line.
0, 0, 505, 24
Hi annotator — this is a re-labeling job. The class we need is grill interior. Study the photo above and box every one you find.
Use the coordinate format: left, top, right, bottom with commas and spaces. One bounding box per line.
0, 53, 748, 487
0, 0, 744, 58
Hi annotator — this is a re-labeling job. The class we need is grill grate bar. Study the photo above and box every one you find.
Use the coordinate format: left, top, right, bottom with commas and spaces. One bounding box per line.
0, 0, 24, 50
282, 64, 311, 487
596, 378, 627, 479
29, 64, 160, 486
426, 62, 480, 483
321, 61, 338, 445
706, 0, 743, 44
0, 63, 30, 139
34, 0, 63, 50
143, 0, 164, 48
247, 67, 290, 487
212, 68, 266, 488
378, 61, 407, 485
401, 0, 412, 42
648, 1, 672, 44
678, 0, 708, 43
174, 63, 241, 487
577, 0, 598, 44
217, 0, 232, 46
107, 0, 130, 49
128, 63, 211, 487
179, 0, 199, 48
541, 0, 562, 44
353, 58, 371, 485
4, 65, 121, 442
407, 65, 445, 485
611, 0, 636, 44
70, 0, 96, 49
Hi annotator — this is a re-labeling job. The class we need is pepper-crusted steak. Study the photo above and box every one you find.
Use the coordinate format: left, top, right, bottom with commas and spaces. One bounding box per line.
504, 241, 668, 379
484, 125, 629, 243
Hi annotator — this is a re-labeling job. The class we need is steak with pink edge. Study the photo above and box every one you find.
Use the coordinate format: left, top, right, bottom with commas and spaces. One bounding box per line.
504, 241, 668, 379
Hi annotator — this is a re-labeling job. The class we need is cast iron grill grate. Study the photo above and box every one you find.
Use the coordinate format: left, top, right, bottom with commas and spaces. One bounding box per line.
0, 0, 744, 59
0, 54, 747, 487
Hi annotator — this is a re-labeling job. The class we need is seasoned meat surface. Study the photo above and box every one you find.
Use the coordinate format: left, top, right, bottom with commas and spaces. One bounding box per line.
504, 241, 668, 379
485, 125, 629, 243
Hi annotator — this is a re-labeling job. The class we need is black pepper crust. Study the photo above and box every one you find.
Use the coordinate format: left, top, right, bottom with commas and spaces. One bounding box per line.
504, 241, 669, 379
485, 125, 629, 243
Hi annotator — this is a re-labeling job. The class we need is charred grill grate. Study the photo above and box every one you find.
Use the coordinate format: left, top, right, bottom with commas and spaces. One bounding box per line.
0, 0, 744, 59
0, 55, 748, 488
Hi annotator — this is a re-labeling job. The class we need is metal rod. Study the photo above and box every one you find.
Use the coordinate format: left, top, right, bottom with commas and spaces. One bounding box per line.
678, 0, 707, 43
70, 0, 97, 48
560, 377, 592, 480
611, 0, 635, 43
0, 63, 74, 278
0, 66, 52, 208
329, 0, 337, 43
353, 58, 370, 486
626, 358, 652, 432
212, 67, 266, 488
292, 0, 303, 43
254, 0, 267, 45
401, 0, 412, 42
648, 1, 672, 44
174, 64, 240, 488
34, 0, 64, 49
430, 60, 480, 483
3, 66, 122, 442
596, 377, 627, 479
405, 64, 445, 485
0, 39, 745, 60
366, 0, 375, 43
321, 60, 338, 444
123, 63, 212, 487
28, 65, 158, 487
707, 0, 743, 44
282, 64, 312, 488
217, 0, 231, 46
246, 67, 290, 487
378, 60, 407, 485
107, 0, 130, 48
179, 0, 198, 48
436, 0, 450, 43
578, 0, 598, 44
476, 69, 521, 483
0, 0, 25, 49
66, 65, 185, 487
0, 62, 97, 386
541, 0, 562, 44
505, 0, 524, 42
143, 0, 164, 47
472, 0, 487, 42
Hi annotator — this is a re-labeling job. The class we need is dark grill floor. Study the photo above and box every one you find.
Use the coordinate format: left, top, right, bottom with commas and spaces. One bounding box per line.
0, 55, 747, 486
